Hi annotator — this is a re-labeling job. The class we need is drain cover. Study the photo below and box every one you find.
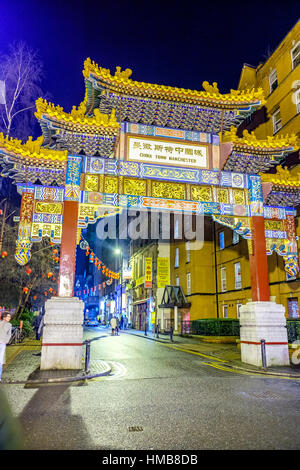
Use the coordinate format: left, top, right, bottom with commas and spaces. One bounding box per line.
128, 426, 143, 432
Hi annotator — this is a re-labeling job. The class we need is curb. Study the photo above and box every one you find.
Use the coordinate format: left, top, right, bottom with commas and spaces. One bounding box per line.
124, 331, 175, 344
129, 331, 300, 378
222, 362, 300, 378
1, 362, 112, 385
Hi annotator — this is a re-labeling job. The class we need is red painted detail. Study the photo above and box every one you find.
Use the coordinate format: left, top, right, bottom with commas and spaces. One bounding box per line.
42, 343, 83, 346
241, 341, 288, 345
250, 216, 270, 302
58, 200, 79, 297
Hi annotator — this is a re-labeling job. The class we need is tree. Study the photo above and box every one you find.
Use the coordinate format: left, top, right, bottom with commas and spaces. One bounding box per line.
0, 41, 45, 140
0, 216, 59, 320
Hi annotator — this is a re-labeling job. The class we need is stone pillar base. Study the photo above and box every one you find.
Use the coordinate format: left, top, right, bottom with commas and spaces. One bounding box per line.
41, 297, 84, 370
239, 301, 290, 367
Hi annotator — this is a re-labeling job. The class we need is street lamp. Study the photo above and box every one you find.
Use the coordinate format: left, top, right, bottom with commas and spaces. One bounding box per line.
114, 247, 122, 320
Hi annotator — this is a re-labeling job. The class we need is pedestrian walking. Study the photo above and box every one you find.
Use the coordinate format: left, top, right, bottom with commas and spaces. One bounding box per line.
0, 312, 12, 382
33, 312, 43, 340
110, 315, 117, 335
120, 314, 124, 330
124, 315, 128, 329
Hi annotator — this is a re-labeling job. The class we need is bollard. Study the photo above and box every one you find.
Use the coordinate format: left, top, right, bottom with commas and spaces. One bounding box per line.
156, 324, 159, 338
144, 322, 147, 336
170, 326, 173, 342
260, 339, 267, 370
85, 340, 91, 374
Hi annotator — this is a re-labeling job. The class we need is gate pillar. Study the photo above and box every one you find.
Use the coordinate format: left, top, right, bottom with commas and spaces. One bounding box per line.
249, 216, 270, 302
239, 176, 289, 367
41, 156, 84, 370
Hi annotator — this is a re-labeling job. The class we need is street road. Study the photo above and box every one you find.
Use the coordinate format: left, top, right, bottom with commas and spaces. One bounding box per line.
3, 327, 300, 450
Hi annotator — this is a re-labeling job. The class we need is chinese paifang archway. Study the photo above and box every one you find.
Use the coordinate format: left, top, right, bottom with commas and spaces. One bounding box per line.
0, 58, 299, 369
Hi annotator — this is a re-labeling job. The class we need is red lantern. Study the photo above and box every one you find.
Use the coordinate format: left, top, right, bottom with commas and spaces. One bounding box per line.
33, 295, 37, 300
23, 287, 29, 293
26, 267, 32, 275
47, 272, 53, 278
53, 249, 58, 254
49, 287, 53, 293
44, 291, 48, 296
1, 251, 7, 258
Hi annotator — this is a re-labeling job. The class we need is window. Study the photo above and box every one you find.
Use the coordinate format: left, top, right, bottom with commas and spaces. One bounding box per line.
219, 231, 225, 250
176, 276, 180, 286
237, 303, 242, 319
234, 262, 242, 289
232, 231, 239, 245
140, 257, 145, 277
175, 247, 179, 268
269, 69, 278, 93
223, 304, 228, 318
220, 267, 227, 292
291, 41, 300, 69
288, 298, 299, 318
186, 241, 190, 263
296, 88, 300, 114
272, 108, 281, 134
187, 272, 191, 295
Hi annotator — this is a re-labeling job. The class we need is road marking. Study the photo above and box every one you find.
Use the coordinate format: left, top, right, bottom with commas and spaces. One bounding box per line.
161, 342, 300, 381
161, 343, 228, 362
201, 361, 300, 380
91, 361, 127, 382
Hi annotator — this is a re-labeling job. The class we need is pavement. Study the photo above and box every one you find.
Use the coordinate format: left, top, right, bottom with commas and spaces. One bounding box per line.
2, 327, 300, 385
2, 336, 111, 385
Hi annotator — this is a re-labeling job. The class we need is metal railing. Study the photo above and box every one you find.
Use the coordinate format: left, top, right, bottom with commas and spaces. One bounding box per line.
83, 335, 105, 375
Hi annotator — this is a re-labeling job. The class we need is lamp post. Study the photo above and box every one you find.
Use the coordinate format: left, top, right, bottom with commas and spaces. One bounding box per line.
115, 247, 123, 320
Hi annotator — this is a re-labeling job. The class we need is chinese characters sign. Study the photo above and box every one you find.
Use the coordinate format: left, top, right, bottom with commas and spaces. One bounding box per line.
144, 257, 152, 288
127, 136, 208, 169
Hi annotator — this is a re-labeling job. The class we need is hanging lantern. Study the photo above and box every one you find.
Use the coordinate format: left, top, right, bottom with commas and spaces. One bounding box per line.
47, 272, 53, 278
44, 291, 48, 296
33, 295, 37, 300
23, 287, 29, 294
26, 267, 32, 275
53, 249, 58, 255
1, 251, 7, 258
49, 287, 53, 293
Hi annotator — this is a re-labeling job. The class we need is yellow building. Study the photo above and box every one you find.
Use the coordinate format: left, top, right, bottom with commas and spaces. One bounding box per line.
169, 20, 300, 323
238, 19, 300, 142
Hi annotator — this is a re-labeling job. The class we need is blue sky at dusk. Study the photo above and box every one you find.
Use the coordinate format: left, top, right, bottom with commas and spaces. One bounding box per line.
0, 0, 299, 112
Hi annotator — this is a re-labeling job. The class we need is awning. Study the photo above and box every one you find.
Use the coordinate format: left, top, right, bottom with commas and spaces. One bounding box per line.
158, 285, 191, 309
132, 298, 148, 305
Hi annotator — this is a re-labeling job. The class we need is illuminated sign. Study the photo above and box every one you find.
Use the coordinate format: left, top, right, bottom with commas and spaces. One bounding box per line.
127, 136, 208, 169
144, 257, 152, 288
157, 257, 170, 288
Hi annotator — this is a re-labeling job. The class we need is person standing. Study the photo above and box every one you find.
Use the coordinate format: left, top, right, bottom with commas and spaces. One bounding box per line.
110, 315, 117, 335
33, 312, 43, 341
0, 312, 12, 382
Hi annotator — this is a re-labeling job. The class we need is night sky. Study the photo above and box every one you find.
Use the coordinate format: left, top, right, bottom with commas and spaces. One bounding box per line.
0, 0, 299, 113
